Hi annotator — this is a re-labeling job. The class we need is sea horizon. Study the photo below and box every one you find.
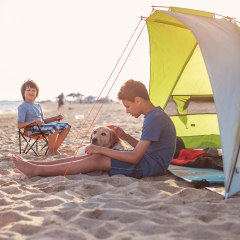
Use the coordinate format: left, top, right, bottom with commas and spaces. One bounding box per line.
0, 100, 23, 115
0, 97, 115, 115
0, 100, 55, 115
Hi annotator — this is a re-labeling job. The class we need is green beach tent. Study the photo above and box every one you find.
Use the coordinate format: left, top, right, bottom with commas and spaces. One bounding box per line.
146, 7, 240, 199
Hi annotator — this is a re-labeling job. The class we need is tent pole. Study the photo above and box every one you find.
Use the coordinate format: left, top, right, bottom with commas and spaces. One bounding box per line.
225, 139, 240, 200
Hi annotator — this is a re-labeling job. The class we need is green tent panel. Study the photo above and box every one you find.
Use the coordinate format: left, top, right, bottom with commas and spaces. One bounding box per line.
171, 114, 220, 148
146, 7, 240, 198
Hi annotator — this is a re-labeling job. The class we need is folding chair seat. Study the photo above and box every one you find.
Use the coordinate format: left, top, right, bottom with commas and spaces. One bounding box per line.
18, 123, 49, 156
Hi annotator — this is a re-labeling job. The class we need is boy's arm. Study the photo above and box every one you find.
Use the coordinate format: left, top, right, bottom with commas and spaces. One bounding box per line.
122, 133, 138, 148
107, 125, 138, 148
85, 140, 151, 164
18, 121, 34, 128
18, 119, 44, 128
44, 115, 64, 123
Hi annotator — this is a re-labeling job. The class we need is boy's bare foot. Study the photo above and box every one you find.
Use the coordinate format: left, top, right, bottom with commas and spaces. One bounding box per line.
11, 156, 38, 178
12, 155, 36, 164
46, 150, 61, 155
55, 150, 61, 155
14, 155, 25, 161
46, 150, 55, 156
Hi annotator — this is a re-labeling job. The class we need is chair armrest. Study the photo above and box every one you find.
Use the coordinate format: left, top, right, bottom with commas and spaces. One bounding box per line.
18, 122, 38, 129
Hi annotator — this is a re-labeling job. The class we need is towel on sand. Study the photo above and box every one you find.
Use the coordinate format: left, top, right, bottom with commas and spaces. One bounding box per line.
171, 148, 223, 170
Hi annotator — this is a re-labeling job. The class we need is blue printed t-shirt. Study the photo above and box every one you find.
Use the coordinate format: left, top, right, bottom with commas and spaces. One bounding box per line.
140, 106, 176, 176
18, 102, 45, 123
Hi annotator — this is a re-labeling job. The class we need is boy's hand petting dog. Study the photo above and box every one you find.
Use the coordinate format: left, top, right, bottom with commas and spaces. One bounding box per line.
76, 126, 128, 157
85, 144, 102, 155
107, 125, 128, 141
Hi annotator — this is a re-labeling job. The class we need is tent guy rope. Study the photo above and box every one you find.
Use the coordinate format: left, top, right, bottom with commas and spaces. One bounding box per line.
65, 18, 143, 157
63, 9, 155, 177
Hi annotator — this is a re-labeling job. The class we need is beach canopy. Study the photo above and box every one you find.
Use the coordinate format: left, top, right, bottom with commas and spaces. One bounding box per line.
146, 7, 240, 199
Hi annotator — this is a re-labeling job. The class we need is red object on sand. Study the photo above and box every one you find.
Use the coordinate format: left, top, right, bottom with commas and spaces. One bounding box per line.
171, 149, 207, 165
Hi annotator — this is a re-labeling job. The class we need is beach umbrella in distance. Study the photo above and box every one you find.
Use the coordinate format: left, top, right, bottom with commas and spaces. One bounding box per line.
67, 93, 84, 97
66, 93, 84, 103
84, 96, 95, 103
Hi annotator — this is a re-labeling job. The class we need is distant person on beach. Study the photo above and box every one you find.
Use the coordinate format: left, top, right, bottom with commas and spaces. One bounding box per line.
17, 79, 71, 155
11, 79, 176, 178
57, 92, 64, 111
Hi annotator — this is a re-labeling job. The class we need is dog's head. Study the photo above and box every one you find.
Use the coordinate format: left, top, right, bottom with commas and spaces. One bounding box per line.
90, 126, 120, 148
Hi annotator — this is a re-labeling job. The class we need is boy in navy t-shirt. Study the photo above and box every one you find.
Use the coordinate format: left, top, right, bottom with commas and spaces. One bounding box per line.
11, 79, 176, 178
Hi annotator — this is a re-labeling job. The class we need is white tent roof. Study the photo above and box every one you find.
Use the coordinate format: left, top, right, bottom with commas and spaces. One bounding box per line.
163, 10, 240, 198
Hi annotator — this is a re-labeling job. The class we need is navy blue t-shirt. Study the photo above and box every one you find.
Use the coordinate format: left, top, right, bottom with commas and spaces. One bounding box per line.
140, 106, 176, 176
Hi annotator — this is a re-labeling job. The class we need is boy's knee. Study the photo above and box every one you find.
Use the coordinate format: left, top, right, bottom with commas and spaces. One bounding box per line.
91, 154, 111, 171
49, 129, 59, 136
63, 125, 71, 133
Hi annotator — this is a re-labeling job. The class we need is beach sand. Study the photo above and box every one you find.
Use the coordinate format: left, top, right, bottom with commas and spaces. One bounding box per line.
1, 102, 240, 240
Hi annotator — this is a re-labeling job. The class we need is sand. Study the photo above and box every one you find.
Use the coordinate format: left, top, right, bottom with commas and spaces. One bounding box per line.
0, 102, 240, 240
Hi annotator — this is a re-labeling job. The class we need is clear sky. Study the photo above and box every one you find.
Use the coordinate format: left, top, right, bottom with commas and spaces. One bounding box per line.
0, 0, 239, 101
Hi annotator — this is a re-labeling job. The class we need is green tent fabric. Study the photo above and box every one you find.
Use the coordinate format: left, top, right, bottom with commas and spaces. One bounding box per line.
146, 7, 240, 199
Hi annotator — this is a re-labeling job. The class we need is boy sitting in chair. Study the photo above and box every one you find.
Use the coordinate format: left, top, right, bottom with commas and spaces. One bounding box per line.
18, 79, 71, 155
12, 79, 176, 178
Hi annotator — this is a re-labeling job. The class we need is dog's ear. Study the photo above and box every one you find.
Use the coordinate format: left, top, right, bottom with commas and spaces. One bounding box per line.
110, 129, 119, 148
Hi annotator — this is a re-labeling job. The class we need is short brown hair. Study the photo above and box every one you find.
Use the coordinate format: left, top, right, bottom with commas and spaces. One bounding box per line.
21, 79, 39, 100
118, 79, 150, 102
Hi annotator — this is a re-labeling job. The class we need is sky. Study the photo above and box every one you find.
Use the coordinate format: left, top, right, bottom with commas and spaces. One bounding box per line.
0, 0, 239, 101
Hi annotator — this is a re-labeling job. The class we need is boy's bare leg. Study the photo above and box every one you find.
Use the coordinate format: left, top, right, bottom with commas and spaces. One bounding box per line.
11, 154, 111, 178
13, 154, 89, 165
47, 130, 59, 155
53, 126, 71, 154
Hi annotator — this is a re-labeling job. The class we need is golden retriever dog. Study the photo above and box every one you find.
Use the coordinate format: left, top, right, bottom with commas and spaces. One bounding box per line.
90, 126, 127, 150
76, 126, 127, 156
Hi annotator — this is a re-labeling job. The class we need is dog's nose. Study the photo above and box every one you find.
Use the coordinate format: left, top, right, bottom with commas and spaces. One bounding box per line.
92, 138, 97, 145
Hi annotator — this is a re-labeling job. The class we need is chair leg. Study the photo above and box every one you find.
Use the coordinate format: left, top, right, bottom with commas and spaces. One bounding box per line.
25, 137, 39, 156
45, 147, 49, 155
21, 135, 30, 154
23, 138, 31, 154
19, 128, 49, 156
21, 134, 39, 157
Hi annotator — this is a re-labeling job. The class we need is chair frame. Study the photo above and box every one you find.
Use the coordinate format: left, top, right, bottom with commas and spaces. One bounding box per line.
18, 123, 49, 156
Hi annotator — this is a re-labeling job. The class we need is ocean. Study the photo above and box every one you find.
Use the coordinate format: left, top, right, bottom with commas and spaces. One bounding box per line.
0, 100, 22, 115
